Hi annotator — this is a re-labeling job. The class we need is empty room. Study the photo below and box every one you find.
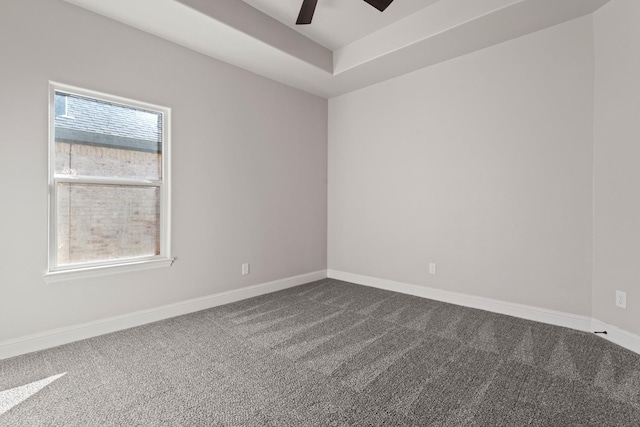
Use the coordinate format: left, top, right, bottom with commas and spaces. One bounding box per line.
1, 0, 639, 425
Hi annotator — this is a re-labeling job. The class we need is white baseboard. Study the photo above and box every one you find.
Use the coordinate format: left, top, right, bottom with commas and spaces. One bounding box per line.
591, 319, 640, 355
0, 270, 327, 360
4, 269, 639, 360
328, 270, 592, 332
328, 270, 640, 355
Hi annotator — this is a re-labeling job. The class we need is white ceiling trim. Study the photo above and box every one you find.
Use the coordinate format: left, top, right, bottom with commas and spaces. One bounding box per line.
63, 0, 609, 98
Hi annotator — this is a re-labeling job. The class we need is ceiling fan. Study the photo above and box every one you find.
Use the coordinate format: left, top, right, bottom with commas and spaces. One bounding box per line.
296, 0, 394, 25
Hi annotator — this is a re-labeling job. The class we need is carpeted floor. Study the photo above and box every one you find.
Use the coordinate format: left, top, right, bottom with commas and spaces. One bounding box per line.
1, 279, 639, 426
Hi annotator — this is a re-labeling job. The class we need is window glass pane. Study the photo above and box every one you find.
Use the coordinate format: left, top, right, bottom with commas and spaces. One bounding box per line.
54, 94, 68, 117
54, 93, 162, 180
57, 183, 160, 265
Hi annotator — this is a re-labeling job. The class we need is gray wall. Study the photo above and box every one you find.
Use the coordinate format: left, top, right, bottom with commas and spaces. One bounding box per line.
0, 0, 327, 341
2, 0, 637, 345
593, 0, 640, 336
329, 17, 595, 316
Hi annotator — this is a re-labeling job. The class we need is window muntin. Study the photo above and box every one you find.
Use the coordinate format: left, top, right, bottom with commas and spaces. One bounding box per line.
48, 83, 171, 276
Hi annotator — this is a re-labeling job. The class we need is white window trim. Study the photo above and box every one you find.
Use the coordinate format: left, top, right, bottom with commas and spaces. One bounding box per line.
45, 82, 173, 283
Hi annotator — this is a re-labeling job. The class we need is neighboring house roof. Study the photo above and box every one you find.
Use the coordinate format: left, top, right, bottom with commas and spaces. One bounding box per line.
54, 93, 162, 153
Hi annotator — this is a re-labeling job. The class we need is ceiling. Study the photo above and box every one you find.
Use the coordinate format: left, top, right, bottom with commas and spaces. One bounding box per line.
63, 0, 609, 98
242, 0, 440, 50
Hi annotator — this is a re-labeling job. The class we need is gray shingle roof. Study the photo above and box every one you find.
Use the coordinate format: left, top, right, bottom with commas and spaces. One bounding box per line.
54, 92, 162, 153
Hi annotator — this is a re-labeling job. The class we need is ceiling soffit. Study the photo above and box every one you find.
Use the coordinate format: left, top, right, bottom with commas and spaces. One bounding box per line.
63, 0, 609, 98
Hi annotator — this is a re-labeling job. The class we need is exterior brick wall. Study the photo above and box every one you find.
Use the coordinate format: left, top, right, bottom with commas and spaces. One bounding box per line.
55, 142, 161, 265
55, 141, 161, 179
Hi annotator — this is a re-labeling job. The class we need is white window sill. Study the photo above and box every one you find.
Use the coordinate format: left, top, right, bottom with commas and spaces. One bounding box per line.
44, 258, 174, 284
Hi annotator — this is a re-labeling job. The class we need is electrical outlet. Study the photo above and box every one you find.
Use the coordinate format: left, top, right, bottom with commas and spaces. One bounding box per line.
616, 290, 626, 309
429, 262, 436, 275
242, 263, 250, 276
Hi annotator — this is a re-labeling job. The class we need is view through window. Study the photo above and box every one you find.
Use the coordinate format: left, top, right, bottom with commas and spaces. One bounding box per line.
49, 84, 170, 275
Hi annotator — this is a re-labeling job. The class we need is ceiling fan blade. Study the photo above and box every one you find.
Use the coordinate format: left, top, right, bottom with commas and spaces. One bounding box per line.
362, 0, 394, 12
296, 0, 319, 25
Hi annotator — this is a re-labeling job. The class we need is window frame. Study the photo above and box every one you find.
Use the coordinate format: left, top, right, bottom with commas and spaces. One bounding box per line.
45, 82, 173, 282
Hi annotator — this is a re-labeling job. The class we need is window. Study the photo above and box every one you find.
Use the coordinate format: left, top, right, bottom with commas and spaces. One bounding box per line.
46, 83, 172, 281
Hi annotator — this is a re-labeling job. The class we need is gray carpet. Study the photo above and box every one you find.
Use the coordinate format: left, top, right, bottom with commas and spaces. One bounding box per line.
1, 279, 639, 426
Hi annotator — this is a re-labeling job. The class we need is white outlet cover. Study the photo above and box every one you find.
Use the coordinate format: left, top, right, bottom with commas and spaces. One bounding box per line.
616, 290, 627, 309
